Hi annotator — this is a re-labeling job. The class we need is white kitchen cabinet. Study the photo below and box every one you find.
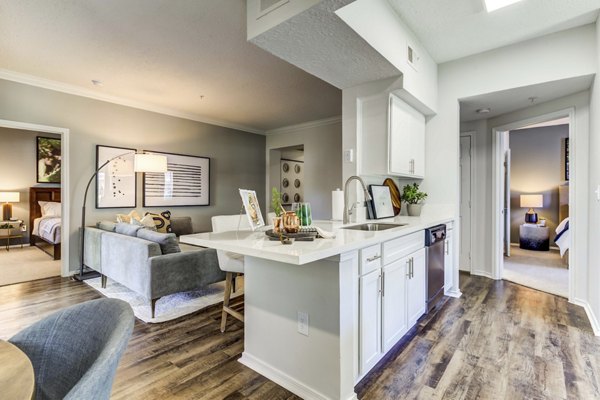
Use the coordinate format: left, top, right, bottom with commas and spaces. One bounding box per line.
406, 247, 427, 327
444, 227, 454, 295
358, 94, 426, 179
359, 269, 382, 376
382, 258, 409, 352
389, 94, 425, 178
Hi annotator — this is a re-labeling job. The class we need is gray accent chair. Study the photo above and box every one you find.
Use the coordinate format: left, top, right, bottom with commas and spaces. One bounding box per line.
9, 299, 134, 400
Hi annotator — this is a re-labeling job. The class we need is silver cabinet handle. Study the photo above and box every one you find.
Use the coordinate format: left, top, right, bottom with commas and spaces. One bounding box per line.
406, 259, 411, 278
381, 271, 385, 297
410, 257, 414, 279
445, 240, 449, 255
378, 273, 382, 294
367, 255, 381, 262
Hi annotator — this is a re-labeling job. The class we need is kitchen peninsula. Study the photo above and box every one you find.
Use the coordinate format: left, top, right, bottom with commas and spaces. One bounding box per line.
181, 212, 459, 400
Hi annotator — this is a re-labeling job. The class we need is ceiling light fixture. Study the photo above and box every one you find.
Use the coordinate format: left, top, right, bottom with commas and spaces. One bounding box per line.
476, 108, 491, 114
484, 0, 523, 12
91, 79, 103, 87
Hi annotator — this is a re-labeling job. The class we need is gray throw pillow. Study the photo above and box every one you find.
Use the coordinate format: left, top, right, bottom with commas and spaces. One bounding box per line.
115, 222, 143, 237
96, 220, 117, 232
137, 229, 181, 255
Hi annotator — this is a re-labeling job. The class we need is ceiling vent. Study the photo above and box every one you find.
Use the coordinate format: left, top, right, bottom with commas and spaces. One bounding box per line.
407, 44, 419, 71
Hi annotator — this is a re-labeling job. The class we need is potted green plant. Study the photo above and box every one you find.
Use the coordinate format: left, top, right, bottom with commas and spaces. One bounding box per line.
402, 183, 427, 216
271, 187, 284, 232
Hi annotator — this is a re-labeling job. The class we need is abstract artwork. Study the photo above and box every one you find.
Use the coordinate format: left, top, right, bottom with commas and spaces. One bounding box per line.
143, 151, 210, 207
96, 145, 137, 208
37, 136, 61, 183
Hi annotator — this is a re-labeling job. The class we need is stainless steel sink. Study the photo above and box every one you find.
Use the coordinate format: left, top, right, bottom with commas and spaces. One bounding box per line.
341, 223, 408, 231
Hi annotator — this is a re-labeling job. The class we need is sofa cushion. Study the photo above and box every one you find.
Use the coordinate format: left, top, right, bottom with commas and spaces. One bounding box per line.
115, 223, 143, 237
144, 211, 172, 233
137, 229, 181, 255
116, 210, 141, 224
96, 220, 117, 232
131, 214, 157, 231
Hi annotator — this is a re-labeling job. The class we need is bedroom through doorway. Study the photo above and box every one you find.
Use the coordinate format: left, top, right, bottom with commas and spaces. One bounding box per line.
0, 122, 68, 287
500, 117, 570, 297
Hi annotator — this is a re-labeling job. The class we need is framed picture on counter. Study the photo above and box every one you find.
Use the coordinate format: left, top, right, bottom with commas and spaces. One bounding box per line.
239, 189, 265, 231
143, 151, 210, 207
369, 185, 395, 219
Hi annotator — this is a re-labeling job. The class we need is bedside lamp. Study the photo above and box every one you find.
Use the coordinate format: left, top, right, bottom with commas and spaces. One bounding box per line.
520, 194, 543, 224
0, 192, 20, 221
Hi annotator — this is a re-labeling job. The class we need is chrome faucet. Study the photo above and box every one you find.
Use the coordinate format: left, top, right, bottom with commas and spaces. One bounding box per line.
343, 176, 372, 224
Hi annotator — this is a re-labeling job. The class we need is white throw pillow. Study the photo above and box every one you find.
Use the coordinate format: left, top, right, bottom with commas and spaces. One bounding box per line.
131, 214, 157, 231
39, 201, 61, 217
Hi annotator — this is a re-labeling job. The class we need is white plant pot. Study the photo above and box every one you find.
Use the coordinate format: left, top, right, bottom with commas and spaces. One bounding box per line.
407, 204, 422, 217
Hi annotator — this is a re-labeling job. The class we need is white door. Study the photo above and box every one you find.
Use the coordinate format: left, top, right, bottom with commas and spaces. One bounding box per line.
382, 259, 408, 352
406, 248, 427, 327
504, 149, 511, 257
359, 269, 382, 375
459, 136, 472, 271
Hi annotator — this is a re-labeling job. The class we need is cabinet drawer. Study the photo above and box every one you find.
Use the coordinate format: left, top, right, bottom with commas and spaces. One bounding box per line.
360, 244, 382, 275
382, 231, 424, 265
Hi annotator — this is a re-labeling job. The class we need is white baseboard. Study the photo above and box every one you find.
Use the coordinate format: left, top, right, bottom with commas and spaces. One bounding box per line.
239, 352, 358, 400
445, 288, 462, 298
471, 269, 494, 279
571, 298, 600, 336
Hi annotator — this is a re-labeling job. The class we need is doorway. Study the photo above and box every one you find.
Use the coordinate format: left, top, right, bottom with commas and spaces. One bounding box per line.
493, 111, 573, 299
0, 119, 70, 285
459, 134, 473, 273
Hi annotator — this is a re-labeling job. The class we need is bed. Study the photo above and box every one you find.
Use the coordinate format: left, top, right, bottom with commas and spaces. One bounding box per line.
29, 187, 61, 260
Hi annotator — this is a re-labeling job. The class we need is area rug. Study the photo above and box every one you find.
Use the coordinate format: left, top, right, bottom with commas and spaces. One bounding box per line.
503, 247, 568, 298
84, 277, 242, 323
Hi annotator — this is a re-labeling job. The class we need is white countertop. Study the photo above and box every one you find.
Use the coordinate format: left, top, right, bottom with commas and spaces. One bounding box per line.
180, 213, 455, 265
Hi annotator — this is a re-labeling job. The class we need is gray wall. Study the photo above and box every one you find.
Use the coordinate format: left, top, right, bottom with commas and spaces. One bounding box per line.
0, 79, 265, 272
0, 127, 61, 244
266, 120, 342, 220
509, 124, 568, 243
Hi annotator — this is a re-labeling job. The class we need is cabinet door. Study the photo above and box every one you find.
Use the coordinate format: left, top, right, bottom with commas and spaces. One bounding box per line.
444, 230, 453, 295
388, 95, 426, 178
406, 248, 427, 327
382, 258, 408, 352
388, 95, 412, 176
359, 269, 382, 375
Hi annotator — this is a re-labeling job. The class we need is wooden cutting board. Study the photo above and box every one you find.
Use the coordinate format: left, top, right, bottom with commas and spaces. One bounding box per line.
383, 178, 401, 216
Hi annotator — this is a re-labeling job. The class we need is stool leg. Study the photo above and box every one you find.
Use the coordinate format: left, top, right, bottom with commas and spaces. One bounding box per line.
221, 272, 233, 333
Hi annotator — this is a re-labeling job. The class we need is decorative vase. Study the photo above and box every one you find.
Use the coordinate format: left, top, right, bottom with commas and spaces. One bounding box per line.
282, 211, 300, 233
407, 204, 422, 217
273, 216, 283, 233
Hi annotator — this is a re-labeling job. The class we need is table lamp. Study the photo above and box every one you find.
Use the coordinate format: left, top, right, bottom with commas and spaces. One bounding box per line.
0, 192, 20, 221
520, 194, 543, 224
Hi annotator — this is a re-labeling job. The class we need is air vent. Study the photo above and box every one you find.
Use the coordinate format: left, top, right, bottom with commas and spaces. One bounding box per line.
407, 44, 419, 71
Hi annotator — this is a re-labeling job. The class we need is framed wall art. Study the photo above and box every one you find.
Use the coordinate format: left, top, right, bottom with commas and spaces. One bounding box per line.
96, 145, 137, 209
143, 151, 210, 207
37, 136, 62, 183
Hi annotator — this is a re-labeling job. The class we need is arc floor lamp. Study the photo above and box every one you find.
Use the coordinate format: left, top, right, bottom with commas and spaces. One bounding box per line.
74, 152, 168, 281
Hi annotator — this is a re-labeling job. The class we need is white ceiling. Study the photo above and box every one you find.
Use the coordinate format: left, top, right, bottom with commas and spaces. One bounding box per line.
0, 0, 342, 133
388, 0, 600, 63
459, 75, 594, 122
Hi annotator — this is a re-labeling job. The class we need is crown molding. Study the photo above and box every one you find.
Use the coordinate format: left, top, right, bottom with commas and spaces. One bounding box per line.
265, 115, 342, 135
0, 68, 265, 135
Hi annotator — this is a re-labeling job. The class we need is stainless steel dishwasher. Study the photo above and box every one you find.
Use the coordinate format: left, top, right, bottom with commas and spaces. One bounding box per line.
425, 224, 446, 312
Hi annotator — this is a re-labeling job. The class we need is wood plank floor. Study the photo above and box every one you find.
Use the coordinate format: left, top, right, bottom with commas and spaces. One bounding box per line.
0, 273, 598, 399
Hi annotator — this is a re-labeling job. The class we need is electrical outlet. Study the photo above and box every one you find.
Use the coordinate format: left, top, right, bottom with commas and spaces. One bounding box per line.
297, 311, 309, 336
343, 149, 353, 163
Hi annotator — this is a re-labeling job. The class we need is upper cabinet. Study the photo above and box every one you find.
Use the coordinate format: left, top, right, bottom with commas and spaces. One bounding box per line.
359, 93, 425, 179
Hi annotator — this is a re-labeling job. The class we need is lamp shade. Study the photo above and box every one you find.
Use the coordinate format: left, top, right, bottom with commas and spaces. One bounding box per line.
520, 194, 543, 208
0, 192, 20, 203
134, 154, 168, 173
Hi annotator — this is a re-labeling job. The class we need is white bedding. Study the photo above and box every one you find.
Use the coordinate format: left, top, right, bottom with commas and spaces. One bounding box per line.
33, 216, 62, 244
555, 217, 570, 257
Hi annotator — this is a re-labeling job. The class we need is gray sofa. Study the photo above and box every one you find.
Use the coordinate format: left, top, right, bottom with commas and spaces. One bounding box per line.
84, 217, 225, 318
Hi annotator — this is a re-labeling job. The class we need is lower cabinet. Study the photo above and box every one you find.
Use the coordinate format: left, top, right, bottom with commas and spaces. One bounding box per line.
359, 245, 427, 377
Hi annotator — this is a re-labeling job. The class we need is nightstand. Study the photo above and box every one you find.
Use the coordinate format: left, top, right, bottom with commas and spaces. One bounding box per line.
519, 223, 549, 251
0, 220, 24, 251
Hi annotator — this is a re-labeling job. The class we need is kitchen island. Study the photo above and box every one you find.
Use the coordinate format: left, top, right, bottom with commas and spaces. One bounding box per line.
180, 213, 459, 400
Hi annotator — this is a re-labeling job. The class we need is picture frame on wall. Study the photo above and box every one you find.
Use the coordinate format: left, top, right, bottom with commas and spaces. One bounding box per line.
96, 145, 137, 209
143, 150, 210, 207
36, 136, 62, 183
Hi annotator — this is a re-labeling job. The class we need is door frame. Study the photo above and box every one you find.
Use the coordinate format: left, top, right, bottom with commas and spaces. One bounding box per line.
0, 119, 70, 277
459, 132, 475, 273
491, 108, 575, 301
